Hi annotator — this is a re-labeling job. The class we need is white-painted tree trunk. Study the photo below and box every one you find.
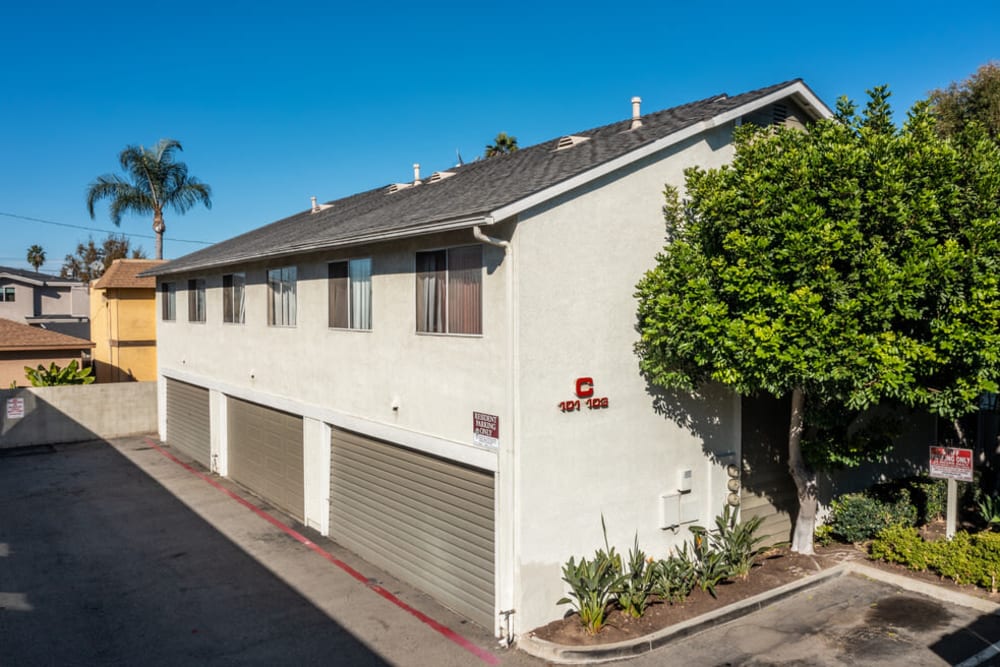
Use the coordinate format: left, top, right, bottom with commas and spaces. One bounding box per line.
788, 387, 818, 555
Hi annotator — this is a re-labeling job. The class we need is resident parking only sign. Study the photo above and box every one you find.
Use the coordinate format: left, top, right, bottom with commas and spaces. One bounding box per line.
929, 446, 974, 482
473, 412, 499, 448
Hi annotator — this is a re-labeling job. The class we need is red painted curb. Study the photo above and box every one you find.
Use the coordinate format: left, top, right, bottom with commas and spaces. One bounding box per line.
144, 437, 500, 666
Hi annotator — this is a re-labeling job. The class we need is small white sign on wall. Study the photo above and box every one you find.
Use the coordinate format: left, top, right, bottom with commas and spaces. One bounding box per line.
6, 398, 25, 419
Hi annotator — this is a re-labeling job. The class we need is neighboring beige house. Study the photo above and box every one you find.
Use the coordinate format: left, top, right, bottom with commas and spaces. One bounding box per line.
90, 259, 165, 382
0, 266, 89, 339
0, 318, 95, 388
147, 80, 836, 638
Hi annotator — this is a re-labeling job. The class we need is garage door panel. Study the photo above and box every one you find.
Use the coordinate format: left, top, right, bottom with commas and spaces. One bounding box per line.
331, 502, 494, 586
330, 427, 495, 629
331, 478, 495, 560
228, 398, 304, 520
165, 379, 211, 468
331, 507, 493, 608
334, 439, 494, 510
333, 456, 496, 537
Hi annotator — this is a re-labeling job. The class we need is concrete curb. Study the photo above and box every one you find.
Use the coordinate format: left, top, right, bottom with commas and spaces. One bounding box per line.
517, 561, 1000, 664
517, 564, 850, 664
843, 561, 1000, 614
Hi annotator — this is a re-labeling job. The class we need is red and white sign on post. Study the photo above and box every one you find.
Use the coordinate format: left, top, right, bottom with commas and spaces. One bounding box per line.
929, 446, 974, 482
473, 412, 499, 449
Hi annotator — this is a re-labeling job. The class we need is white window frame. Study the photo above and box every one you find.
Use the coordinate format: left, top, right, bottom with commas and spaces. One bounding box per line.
415, 245, 483, 336
161, 283, 176, 321
328, 258, 372, 331
188, 278, 206, 323
267, 266, 297, 327
223, 272, 246, 324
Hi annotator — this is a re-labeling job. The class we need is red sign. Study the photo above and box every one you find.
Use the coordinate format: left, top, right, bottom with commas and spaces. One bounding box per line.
929, 446, 973, 482
473, 412, 499, 448
559, 377, 610, 413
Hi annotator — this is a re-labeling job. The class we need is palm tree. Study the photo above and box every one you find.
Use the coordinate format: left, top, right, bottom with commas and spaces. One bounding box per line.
485, 132, 519, 158
26, 245, 45, 272
86, 139, 212, 259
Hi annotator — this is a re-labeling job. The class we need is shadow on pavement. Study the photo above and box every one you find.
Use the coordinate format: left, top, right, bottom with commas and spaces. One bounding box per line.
0, 439, 389, 666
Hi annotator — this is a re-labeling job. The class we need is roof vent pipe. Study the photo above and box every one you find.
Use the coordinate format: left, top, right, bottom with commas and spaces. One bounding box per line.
413, 163, 422, 185
631, 96, 643, 129
311, 196, 319, 213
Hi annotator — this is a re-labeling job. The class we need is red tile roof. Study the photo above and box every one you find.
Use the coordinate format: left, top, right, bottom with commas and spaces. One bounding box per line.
92, 259, 167, 289
0, 318, 95, 351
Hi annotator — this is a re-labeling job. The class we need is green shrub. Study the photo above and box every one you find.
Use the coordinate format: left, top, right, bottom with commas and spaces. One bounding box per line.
815, 523, 835, 546
829, 493, 916, 543
615, 535, 656, 619
702, 504, 765, 579
653, 554, 696, 603
557, 517, 624, 634
870, 525, 931, 570
871, 527, 1000, 592
557, 552, 622, 634
870, 477, 947, 524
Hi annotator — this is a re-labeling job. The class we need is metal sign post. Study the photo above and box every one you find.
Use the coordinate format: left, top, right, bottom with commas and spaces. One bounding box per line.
929, 446, 974, 540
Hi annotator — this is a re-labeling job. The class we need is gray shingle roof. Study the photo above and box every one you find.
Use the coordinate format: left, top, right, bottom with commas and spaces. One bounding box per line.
0, 266, 83, 285
148, 79, 825, 277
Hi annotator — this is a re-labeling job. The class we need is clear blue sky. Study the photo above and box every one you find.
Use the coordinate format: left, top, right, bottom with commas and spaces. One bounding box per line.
1, 1, 997, 272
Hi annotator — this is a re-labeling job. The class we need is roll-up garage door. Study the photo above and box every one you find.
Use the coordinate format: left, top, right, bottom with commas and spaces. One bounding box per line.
330, 428, 495, 629
228, 397, 304, 521
165, 378, 211, 468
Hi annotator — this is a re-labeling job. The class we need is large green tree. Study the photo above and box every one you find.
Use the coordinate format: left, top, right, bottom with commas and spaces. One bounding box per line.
635, 88, 1000, 555
60, 234, 147, 283
86, 138, 212, 259
929, 62, 1000, 139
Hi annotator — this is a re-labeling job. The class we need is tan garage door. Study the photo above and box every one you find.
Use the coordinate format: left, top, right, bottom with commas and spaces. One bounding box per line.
330, 428, 495, 629
228, 397, 304, 521
165, 379, 211, 468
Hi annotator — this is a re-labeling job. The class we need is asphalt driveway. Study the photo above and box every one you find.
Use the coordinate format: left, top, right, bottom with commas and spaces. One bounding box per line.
0, 437, 532, 667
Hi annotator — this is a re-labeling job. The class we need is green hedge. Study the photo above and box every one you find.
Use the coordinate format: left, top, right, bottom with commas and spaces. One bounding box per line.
870, 525, 1000, 590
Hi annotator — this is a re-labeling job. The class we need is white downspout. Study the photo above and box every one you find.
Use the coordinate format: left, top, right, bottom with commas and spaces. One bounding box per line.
473, 222, 517, 645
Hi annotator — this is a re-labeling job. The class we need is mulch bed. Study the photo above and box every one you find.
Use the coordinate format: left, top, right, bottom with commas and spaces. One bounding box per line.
530, 545, 856, 646
531, 529, 1000, 647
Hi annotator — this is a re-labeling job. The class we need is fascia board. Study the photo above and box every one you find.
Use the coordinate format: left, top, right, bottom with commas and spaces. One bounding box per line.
147, 215, 492, 278
0, 272, 45, 286
489, 81, 833, 222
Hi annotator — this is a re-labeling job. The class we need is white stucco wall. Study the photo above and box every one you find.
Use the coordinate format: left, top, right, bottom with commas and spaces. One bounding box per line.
510, 125, 743, 633
156, 228, 508, 473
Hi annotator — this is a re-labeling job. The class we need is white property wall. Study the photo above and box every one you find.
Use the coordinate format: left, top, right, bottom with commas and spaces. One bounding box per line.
510, 125, 742, 633
0, 382, 157, 448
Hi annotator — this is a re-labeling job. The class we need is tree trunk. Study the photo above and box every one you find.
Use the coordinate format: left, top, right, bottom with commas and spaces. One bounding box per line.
788, 387, 818, 555
153, 211, 165, 260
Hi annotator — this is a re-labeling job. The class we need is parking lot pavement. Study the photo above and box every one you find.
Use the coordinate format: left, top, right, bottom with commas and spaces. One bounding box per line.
0, 437, 540, 667
619, 572, 1000, 667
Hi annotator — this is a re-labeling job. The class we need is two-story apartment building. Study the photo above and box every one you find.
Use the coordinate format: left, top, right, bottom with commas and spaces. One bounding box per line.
147, 80, 832, 638
0, 266, 89, 339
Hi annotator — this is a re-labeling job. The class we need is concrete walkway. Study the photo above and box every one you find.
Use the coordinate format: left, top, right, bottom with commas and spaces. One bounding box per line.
0, 437, 539, 667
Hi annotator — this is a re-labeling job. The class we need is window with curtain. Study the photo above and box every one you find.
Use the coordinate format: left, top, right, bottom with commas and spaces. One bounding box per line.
223, 273, 246, 324
415, 245, 482, 335
267, 266, 297, 326
329, 258, 372, 330
187, 278, 206, 322
161, 283, 175, 321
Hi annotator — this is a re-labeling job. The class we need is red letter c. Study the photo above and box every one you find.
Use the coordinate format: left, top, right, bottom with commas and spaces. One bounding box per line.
575, 377, 594, 398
